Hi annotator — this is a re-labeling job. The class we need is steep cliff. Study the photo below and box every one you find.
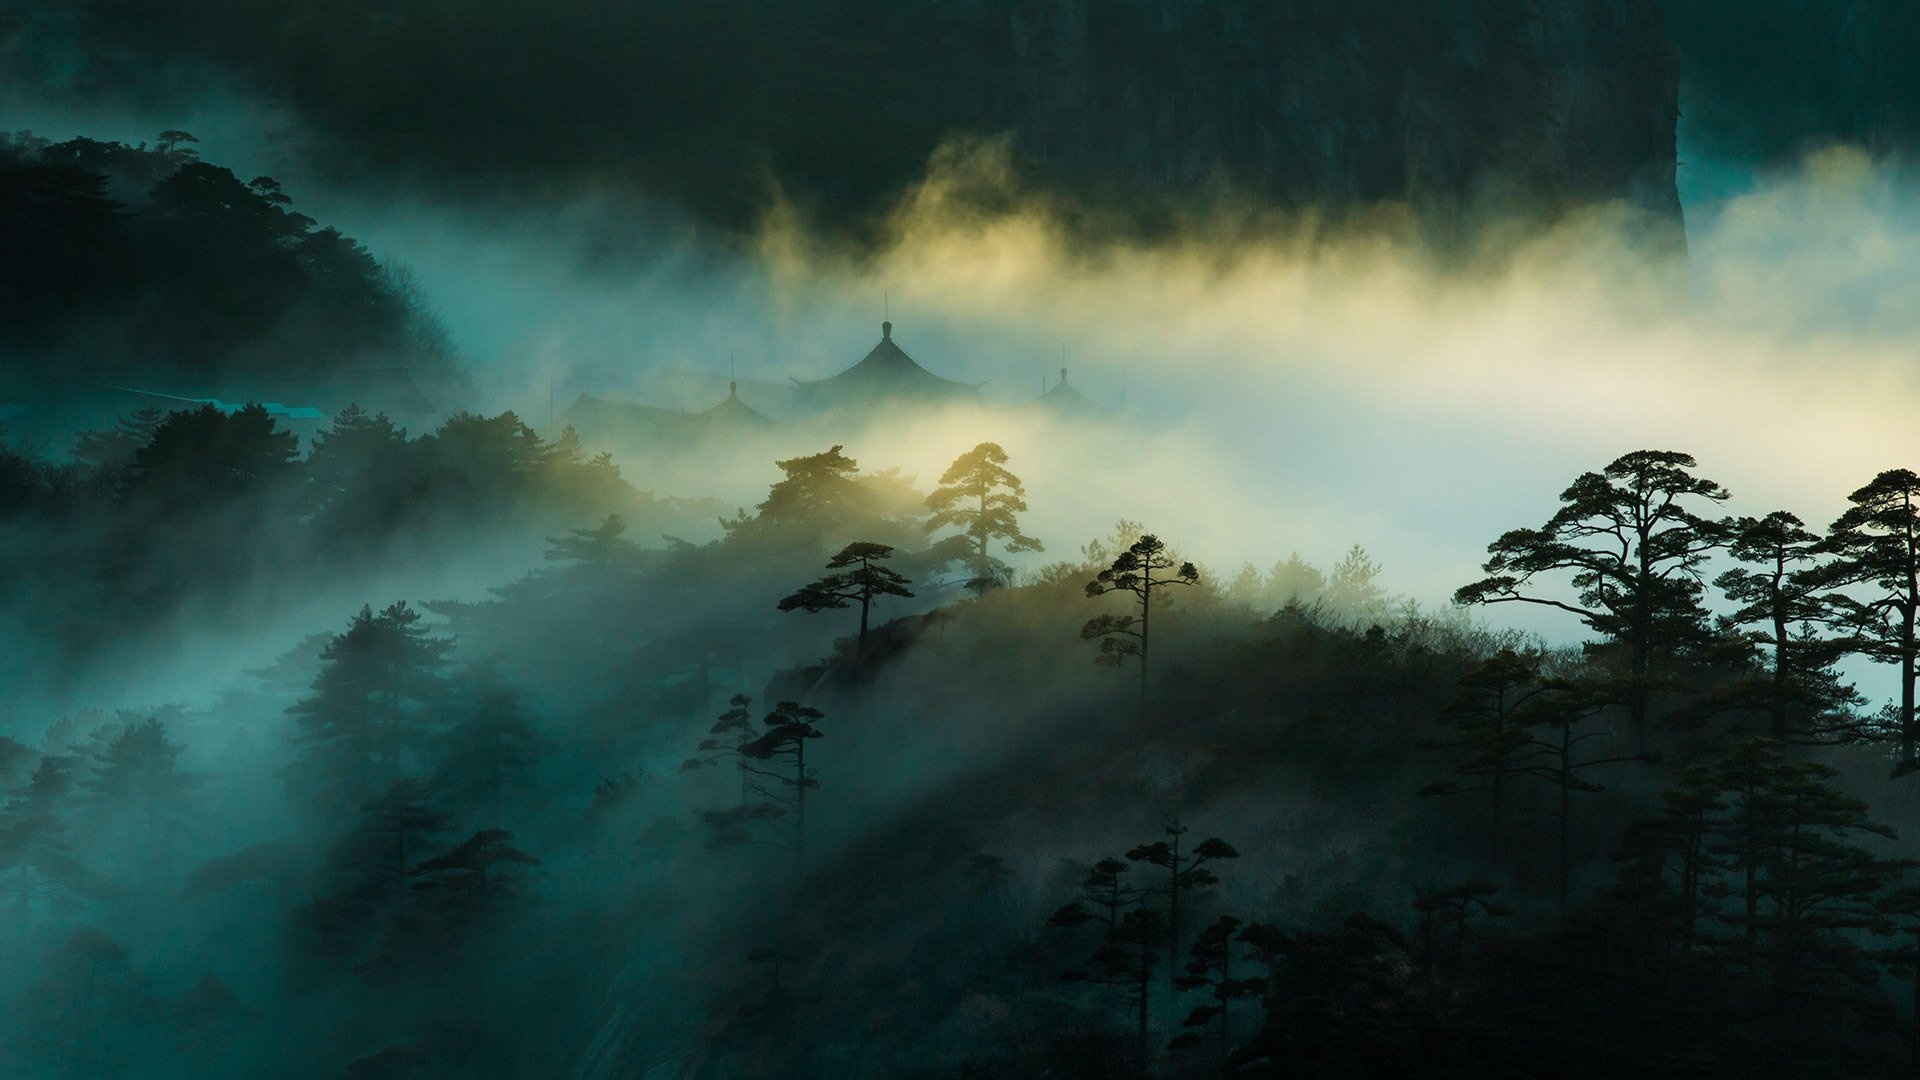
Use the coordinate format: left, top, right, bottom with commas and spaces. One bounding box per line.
1660, 0, 1920, 164
38, 0, 1681, 234
989, 0, 1679, 224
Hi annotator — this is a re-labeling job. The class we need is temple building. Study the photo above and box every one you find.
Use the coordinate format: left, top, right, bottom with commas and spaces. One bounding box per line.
1027, 366, 1107, 417
789, 322, 982, 414
698, 379, 776, 428
559, 378, 777, 448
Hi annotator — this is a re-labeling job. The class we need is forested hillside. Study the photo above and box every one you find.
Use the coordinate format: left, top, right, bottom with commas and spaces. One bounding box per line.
6, 404, 1920, 1077
0, 132, 457, 377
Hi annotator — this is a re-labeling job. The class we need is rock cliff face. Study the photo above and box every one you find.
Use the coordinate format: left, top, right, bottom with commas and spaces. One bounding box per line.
44, 0, 1683, 234
978, 0, 1680, 224
1659, 0, 1920, 163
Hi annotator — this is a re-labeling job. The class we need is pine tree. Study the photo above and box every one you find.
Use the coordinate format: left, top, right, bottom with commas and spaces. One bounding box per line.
1125, 822, 1239, 989
1818, 470, 1920, 770
0, 755, 92, 920
1324, 545, 1390, 625
1410, 880, 1510, 979
1611, 763, 1727, 960
362, 828, 540, 977
543, 514, 642, 573
296, 778, 453, 965
1455, 450, 1731, 738
86, 715, 194, 843
924, 441, 1042, 590
1169, 915, 1265, 1059
72, 407, 165, 473
1049, 857, 1160, 1065
288, 602, 451, 806
169, 973, 248, 1066
725, 444, 874, 547
1419, 648, 1552, 865
682, 693, 763, 840
1511, 680, 1658, 908
1083, 533, 1200, 715
777, 542, 914, 653
736, 702, 824, 873
430, 663, 539, 821
125, 403, 300, 504
306, 404, 411, 535
1709, 739, 1908, 991
1713, 511, 1863, 743
409, 827, 541, 902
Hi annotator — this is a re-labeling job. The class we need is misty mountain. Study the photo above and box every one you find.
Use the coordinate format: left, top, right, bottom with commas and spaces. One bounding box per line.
0, 130, 457, 380
21, 0, 1683, 237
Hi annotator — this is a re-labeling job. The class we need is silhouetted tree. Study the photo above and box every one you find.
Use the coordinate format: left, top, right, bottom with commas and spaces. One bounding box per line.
1875, 885, 1920, 1069
364, 828, 540, 977
307, 404, 410, 525
169, 973, 248, 1067
431, 663, 539, 820
288, 602, 451, 805
1083, 533, 1199, 714
737, 701, 824, 871
350, 779, 457, 893
1411, 881, 1510, 979
544, 513, 643, 573
1049, 857, 1160, 1064
1169, 915, 1264, 1060
1231, 914, 1432, 1076
1709, 739, 1907, 992
682, 693, 761, 819
297, 779, 453, 965
1713, 511, 1863, 743
86, 715, 193, 842
1512, 681, 1657, 908
725, 444, 875, 547
1455, 450, 1731, 738
71, 407, 165, 473
1126, 822, 1239, 986
1420, 648, 1552, 865
925, 441, 1042, 589
1819, 470, 1920, 771
17, 929, 151, 1076
125, 404, 300, 505
1612, 762, 1727, 960
0, 756, 92, 919
409, 827, 540, 900
777, 541, 914, 653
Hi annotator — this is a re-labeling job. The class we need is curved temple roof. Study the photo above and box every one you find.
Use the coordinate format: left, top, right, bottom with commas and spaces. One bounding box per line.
791, 322, 982, 411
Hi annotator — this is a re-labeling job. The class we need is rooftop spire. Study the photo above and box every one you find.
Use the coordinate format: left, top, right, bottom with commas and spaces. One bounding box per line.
882, 320, 892, 340
1060, 366, 1068, 385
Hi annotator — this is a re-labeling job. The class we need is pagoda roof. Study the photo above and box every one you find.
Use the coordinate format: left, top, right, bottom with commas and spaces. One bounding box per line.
699, 383, 776, 426
561, 385, 780, 445
791, 322, 982, 410
1028, 368, 1109, 417
560, 392, 694, 435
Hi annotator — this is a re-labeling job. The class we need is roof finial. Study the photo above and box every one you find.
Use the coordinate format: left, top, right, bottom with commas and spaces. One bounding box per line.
1060, 366, 1068, 386
729, 354, 738, 398
882, 319, 892, 340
